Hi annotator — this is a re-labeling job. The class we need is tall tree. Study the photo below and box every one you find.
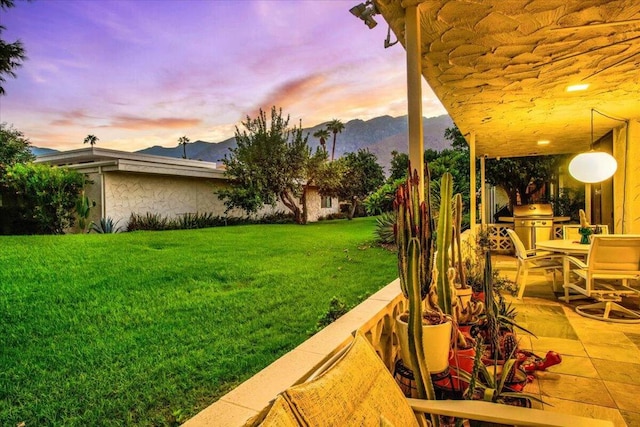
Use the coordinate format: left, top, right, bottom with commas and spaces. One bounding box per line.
336, 149, 385, 220
327, 119, 344, 161
312, 128, 330, 153
178, 135, 190, 159
83, 134, 99, 147
0, 0, 26, 96
219, 107, 312, 224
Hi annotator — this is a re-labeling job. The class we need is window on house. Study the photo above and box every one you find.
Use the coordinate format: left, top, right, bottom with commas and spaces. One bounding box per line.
321, 196, 332, 209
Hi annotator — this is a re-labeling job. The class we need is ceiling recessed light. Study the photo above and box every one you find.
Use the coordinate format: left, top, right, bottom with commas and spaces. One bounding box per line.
537, 140, 550, 145
566, 84, 589, 92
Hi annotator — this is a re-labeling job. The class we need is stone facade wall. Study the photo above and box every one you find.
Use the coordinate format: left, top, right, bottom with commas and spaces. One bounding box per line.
101, 172, 339, 228
305, 187, 338, 222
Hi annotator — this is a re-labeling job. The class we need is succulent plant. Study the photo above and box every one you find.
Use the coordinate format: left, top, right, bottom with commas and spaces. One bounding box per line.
393, 164, 438, 414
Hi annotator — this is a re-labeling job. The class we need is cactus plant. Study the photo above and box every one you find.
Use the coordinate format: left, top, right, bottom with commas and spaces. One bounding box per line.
435, 172, 454, 316
451, 192, 467, 288
393, 164, 440, 426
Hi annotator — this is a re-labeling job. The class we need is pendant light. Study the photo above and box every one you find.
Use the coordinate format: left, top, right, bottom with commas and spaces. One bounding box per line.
568, 108, 617, 183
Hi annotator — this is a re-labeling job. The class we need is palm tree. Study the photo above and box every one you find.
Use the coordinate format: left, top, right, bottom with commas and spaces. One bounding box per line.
327, 119, 345, 161
83, 134, 99, 147
178, 136, 190, 159
312, 128, 330, 153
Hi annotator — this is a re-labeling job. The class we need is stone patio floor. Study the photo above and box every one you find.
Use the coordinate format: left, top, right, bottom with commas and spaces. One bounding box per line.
494, 254, 640, 427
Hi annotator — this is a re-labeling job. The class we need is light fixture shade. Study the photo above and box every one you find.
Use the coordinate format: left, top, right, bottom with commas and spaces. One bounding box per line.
568, 151, 617, 183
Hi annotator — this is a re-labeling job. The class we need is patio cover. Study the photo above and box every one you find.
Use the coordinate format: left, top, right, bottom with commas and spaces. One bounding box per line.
373, 0, 640, 231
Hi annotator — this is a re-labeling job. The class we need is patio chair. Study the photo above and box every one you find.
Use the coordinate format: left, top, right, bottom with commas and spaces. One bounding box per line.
257, 333, 613, 427
506, 229, 564, 299
562, 224, 609, 242
563, 234, 640, 323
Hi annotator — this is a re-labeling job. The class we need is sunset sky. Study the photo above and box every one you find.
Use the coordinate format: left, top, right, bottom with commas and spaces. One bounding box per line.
2, 0, 446, 152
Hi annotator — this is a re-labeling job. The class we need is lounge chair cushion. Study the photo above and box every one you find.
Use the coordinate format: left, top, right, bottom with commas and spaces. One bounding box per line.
259, 395, 299, 427
281, 334, 419, 426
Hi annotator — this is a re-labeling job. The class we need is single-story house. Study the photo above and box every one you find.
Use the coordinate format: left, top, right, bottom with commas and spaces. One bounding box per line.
35, 147, 339, 231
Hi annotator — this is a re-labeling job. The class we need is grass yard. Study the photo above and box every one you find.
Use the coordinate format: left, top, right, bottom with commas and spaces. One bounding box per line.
0, 217, 397, 426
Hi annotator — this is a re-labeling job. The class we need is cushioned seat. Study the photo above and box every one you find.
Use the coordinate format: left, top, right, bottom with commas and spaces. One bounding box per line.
506, 229, 564, 299
563, 234, 640, 323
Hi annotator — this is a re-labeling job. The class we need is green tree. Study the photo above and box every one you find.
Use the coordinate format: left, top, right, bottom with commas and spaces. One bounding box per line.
335, 149, 385, 220
1, 162, 85, 234
0, 0, 26, 96
83, 134, 99, 147
312, 128, 330, 153
388, 149, 440, 182
0, 122, 34, 168
327, 119, 345, 161
485, 155, 563, 210
178, 135, 190, 159
219, 107, 314, 224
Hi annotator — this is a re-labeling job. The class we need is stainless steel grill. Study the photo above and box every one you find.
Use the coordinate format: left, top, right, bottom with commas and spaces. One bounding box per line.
512, 204, 554, 250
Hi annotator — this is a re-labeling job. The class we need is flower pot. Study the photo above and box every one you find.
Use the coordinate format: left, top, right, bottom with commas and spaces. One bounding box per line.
457, 287, 473, 307
395, 313, 452, 374
449, 345, 476, 391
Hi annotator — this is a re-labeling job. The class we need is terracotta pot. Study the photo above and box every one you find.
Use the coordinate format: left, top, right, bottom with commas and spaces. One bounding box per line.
457, 287, 473, 307
395, 313, 452, 374
449, 345, 476, 391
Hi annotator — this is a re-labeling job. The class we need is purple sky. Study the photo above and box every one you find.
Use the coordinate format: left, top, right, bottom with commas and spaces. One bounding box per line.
2, 0, 445, 151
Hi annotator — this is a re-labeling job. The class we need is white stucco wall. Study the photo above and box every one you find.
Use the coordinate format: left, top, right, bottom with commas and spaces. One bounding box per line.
101, 172, 339, 228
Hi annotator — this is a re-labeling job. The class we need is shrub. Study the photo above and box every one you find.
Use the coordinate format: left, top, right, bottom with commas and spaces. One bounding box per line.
126, 211, 295, 232
1, 163, 85, 234
127, 213, 172, 231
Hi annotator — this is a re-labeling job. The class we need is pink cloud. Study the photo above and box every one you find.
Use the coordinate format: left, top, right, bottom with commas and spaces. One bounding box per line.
110, 116, 202, 130
50, 110, 92, 126
247, 73, 327, 117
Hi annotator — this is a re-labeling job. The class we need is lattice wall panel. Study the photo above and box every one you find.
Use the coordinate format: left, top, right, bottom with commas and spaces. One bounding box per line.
488, 224, 514, 254
553, 225, 563, 240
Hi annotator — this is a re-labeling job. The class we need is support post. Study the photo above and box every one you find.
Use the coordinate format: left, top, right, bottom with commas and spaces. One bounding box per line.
480, 154, 486, 226
405, 4, 424, 201
469, 132, 477, 230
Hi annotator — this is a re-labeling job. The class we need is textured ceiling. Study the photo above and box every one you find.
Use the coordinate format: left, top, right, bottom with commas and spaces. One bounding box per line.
374, 0, 640, 158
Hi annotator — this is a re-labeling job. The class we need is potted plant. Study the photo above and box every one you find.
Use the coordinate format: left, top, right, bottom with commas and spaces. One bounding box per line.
393, 164, 450, 416
578, 209, 592, 244
457, 339, 545, 412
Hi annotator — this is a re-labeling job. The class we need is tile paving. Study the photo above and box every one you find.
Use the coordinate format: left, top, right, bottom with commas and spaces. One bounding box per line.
494, 254, 640, 427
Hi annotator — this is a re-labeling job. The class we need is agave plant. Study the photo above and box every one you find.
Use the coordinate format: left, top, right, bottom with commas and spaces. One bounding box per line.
374, 211, 396, 245
90, 217, 122, 234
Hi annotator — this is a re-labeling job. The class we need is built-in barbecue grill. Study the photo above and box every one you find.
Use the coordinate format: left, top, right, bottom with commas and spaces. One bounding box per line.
512, 204, 555, 250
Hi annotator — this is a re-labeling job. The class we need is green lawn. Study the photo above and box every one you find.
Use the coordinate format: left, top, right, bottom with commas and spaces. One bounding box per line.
0, 217, 397, 426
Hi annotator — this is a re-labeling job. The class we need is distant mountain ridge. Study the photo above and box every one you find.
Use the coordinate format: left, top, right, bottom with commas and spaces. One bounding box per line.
30, 147, 59, 156
138, 114, 454, 172
32, 114, 455, 173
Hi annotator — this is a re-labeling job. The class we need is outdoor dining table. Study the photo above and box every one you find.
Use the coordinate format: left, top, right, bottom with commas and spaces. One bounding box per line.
535, 239, 591, 295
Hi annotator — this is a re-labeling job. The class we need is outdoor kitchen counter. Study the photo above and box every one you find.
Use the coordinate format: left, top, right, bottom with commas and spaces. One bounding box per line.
498, 216, 571, 223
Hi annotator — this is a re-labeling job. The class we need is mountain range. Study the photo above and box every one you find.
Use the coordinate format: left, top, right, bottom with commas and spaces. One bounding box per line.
33, 114, 455, 173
